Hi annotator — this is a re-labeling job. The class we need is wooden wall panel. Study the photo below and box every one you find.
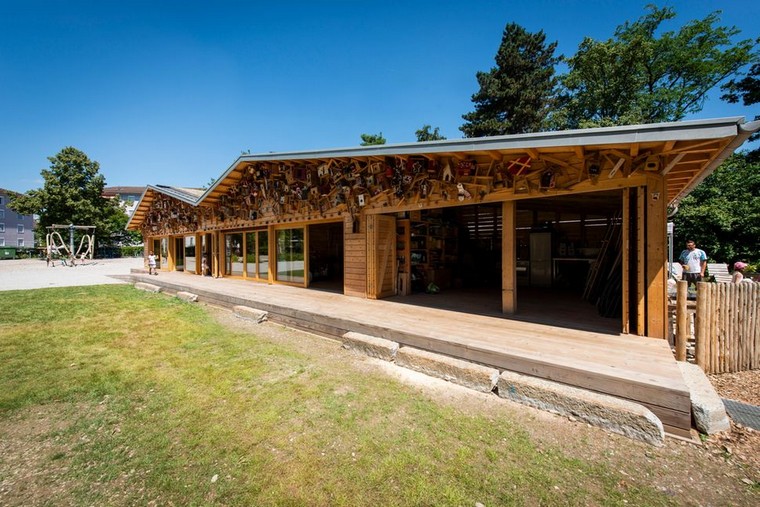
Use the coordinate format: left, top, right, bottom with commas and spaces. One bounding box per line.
343, 215, 367, 298
366, 214, 396, 299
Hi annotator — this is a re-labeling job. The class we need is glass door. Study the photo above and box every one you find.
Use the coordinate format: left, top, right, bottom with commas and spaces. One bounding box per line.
276, 228, 305, 284
225, 233, 244, 276
185, 236, 196, 273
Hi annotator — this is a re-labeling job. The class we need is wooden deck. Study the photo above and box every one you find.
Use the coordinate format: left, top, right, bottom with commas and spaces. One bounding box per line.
128, 271, 692, 437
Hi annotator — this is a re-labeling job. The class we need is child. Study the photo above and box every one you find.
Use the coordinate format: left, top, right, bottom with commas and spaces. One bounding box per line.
148, 251, 157, 275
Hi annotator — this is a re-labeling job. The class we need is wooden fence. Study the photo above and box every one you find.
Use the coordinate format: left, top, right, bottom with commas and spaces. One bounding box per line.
675, 281, 760, 374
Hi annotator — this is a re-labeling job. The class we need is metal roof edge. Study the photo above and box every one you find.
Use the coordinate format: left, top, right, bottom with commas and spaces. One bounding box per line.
237, 116, 746, 161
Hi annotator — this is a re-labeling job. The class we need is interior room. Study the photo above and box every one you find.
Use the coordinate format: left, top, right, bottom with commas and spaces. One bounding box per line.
391, 191, 624, 333
308, 221, 344, 291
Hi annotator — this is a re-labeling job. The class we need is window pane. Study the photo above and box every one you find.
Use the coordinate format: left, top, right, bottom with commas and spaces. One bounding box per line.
276, 228, 304, 283
258, 231, 269, 279
17, 224, 24, 234
225, 233, 244, 276
160, 238, 169, 268
245, 232, 257, 278
185, 236, 196, 272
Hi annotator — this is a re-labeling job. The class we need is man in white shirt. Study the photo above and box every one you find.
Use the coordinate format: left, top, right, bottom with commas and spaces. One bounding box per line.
679, 239, 707, 287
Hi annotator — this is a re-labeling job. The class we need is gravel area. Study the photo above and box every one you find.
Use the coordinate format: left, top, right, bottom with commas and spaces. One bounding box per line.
0, 257, 143, 291
709, 370, 760, 406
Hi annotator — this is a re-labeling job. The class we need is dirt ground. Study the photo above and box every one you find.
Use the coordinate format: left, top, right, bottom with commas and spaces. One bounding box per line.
705, 369, 760, 483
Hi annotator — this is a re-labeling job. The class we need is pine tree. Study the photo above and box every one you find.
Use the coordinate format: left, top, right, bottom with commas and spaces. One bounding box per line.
460, 23, 560, 137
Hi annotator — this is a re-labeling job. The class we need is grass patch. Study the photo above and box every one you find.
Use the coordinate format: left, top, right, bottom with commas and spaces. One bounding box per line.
0, 285, 677, 506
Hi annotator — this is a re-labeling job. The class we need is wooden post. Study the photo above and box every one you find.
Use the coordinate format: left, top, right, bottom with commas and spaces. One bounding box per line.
695, 281, 707, 370
636, 188, 646, 335
621, 189, 630, 334
675, 280, 688, 361
502, 201, 517, 314
645, 174, 667, 338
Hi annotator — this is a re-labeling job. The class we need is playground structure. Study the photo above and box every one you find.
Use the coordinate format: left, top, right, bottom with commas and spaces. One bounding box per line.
46, 224, 95, 266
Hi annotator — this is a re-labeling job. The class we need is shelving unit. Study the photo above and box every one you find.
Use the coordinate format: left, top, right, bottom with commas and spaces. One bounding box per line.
405, 212, 458, 292
396, 219, 411, 295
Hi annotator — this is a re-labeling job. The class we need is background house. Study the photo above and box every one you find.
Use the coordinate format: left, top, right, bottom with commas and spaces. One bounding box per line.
103, 186, 147, 217
0, 188, 36, 256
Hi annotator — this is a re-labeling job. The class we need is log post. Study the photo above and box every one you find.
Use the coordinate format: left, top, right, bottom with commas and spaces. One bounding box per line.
675, 280, 688, 361
695, 282, 708, 370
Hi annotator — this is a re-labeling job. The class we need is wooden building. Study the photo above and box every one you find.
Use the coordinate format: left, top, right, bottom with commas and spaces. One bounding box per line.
127, 117, 759, 339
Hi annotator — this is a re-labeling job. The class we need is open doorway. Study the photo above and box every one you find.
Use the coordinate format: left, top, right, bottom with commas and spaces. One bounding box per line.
388, 192, 625, 334
308, 222, 344, 291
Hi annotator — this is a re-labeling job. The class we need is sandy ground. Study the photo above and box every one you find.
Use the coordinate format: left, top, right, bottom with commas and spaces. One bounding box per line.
0, 257, 143, 291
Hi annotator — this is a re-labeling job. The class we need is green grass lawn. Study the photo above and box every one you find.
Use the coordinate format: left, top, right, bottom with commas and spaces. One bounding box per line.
0, 285, 678, 506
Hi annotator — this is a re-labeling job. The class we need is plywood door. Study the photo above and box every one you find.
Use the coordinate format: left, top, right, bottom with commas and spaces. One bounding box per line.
367, 214, 397, 299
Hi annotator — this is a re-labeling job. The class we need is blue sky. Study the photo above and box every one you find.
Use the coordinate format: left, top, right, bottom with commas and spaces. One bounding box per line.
1, 0, 758, 193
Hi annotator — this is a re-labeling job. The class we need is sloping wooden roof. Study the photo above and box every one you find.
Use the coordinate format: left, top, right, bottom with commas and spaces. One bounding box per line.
127, 117, 759, 231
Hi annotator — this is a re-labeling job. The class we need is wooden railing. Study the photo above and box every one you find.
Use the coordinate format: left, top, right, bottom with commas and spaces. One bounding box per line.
675, 281, 760, 374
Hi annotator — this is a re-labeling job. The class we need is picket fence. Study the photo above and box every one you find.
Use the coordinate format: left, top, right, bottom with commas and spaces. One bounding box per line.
674, 281, 760, 374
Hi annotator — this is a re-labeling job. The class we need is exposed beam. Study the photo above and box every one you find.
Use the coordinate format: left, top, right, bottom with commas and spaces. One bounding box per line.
661, 152, 686, 175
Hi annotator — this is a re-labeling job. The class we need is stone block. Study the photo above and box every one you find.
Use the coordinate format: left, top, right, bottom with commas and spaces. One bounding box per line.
176, 291, 198, 303
677, 362, 730, 434
342, 332, 399, 361
233, 305, 268, 323
396, 346, 499, 393
134, 282, 161, 293
498, 370, 665, 446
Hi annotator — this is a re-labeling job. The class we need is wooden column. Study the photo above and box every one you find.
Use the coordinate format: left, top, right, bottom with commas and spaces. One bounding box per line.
645, 174, 667, 339
268, 225, 275, 283
502, 201, 517, 314
621, 189, 630, 334
636, 188, 646, 335
214, 231, 222, 277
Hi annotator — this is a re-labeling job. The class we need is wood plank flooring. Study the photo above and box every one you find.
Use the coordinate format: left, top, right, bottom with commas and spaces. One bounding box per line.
130, 271, 692, 436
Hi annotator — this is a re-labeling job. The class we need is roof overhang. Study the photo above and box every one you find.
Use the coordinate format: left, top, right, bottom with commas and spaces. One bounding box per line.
128, 117, 759, 231
126, 185, 202, 230
200, 117, 758, 206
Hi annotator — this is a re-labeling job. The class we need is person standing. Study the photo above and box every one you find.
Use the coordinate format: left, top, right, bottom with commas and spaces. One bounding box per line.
732, 261, 753, 283
148, 251, 157, 275
679, 240, 707, 287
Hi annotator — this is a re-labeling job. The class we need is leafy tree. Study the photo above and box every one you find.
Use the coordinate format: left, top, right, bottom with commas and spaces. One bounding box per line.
10, 147, 127, 248
415, 125, 447, 142
554, 6, 757, 129
360, 132, 386, 145
672, 152, 760, 265
721, 61, 760, 147
461, 22, 560, 137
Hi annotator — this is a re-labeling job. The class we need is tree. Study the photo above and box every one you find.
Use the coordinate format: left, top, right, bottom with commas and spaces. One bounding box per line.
554, 6, 757, 129
360, 132, 386, 146
10, 147, 127, 248
721, 61, 760, 148
672, 152, 760, 265
415, 125, 446, 142
461, 22, 560, 137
